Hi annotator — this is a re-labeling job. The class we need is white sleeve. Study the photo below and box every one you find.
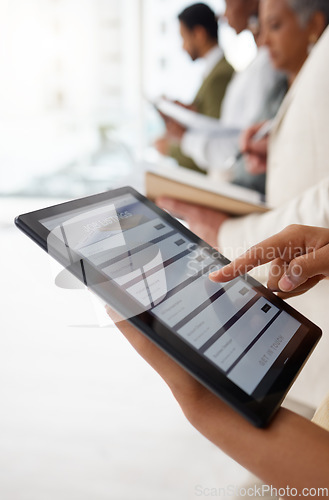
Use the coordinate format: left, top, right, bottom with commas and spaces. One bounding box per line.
181, 129, 241, 172
220, 48, 277, 129
181, 131, 210, 171
218, 177, 329, 261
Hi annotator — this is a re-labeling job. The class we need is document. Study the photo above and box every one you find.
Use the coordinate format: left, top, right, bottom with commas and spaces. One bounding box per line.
155, 98, 240, 136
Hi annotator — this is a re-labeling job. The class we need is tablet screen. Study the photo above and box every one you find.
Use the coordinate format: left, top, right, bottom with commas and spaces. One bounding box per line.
40, 192, 304, 399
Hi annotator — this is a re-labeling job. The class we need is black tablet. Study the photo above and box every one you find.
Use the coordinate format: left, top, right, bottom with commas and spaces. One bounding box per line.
15, 187, 322, 427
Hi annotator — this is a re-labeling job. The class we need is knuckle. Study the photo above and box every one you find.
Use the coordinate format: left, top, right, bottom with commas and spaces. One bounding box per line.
290, 255, 309, 278
285, 223, 300, 233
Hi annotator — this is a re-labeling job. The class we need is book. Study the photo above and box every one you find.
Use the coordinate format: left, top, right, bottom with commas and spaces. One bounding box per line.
145, 165, 269, 216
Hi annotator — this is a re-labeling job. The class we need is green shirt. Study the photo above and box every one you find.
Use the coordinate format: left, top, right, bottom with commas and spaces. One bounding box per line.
169, 55, 234, 174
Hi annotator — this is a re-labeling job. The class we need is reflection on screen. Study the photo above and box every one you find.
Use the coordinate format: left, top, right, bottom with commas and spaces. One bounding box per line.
42, 194, 301, 396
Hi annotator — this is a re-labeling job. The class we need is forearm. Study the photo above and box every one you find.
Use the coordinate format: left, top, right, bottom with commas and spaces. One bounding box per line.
173, 388, 329, 496
109, 315, 329, 496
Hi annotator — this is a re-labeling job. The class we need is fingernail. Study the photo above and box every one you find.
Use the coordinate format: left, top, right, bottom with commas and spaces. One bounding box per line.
209, 270, 220, 281
278, 275, 295, 292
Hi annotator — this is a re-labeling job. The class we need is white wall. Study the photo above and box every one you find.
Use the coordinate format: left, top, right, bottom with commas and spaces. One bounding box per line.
0, 0, 256, 193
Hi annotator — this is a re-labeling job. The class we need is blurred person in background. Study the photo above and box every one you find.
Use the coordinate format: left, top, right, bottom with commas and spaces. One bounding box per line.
158, 2, 329, 416
159, 0, 288, 195
241, 0, 329, 176
155, 2, 234, 174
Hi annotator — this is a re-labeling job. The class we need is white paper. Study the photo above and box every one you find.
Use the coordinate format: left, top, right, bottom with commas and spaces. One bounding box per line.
155, 98, 240, 136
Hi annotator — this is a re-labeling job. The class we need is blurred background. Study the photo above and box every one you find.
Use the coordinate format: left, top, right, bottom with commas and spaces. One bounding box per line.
0, 1, 256, 499
0, 0, 256, 198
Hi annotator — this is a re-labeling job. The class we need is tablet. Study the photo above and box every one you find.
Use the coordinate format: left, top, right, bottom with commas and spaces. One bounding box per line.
15, 187, 322, 427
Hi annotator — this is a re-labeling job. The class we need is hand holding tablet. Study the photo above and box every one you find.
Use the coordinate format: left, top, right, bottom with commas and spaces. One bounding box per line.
104, 225, 329, 496
15, 188, 322, 427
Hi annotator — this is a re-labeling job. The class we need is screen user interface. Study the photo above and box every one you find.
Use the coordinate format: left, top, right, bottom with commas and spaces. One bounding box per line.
41, 193, 302, 397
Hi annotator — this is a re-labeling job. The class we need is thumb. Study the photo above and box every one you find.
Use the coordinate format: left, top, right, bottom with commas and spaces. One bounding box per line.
278, 248, 328, 292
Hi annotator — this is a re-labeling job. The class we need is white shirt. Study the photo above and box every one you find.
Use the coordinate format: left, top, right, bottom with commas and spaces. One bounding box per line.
218, 27, 329, 408
181, 47, 282, 171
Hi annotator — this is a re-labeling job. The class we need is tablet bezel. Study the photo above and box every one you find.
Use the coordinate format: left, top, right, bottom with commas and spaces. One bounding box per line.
15, 187, 322, 427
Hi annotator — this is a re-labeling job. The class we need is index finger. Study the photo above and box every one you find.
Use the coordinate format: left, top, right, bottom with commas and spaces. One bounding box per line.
209, 226, 305, 282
